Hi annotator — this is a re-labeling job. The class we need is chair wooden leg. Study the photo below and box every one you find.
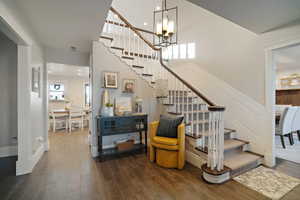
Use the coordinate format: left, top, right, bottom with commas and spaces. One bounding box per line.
288, 134, 294, 145
150, 145, 155, 162
280, 135, 286, 149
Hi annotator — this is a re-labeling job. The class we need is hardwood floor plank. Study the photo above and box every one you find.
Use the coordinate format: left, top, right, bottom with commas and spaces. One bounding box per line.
1, 130, 300, 200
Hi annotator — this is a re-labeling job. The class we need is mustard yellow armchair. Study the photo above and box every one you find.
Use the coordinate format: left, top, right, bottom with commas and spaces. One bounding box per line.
149, 121, 185, 169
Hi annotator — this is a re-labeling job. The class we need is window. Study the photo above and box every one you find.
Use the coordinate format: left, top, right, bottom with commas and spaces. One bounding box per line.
161, 42, 195, 60
188, 43, 195, 59
180, 44, 187, 59
85, 83, 90, 106
173, 45, 179, 59
49, 83, 65, 101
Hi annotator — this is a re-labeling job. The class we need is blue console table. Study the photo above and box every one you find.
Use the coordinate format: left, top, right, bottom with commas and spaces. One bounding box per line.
96, 113, 148, 161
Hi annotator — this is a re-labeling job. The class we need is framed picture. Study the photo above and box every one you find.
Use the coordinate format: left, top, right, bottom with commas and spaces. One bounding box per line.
104, 72, 118, 89
32, 67, 40, 96
123, 79, 135, 93
116, 97, 132, 115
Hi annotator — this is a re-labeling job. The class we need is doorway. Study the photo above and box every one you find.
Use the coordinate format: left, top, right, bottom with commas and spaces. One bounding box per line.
46, 63, 91, 147
273, 43, 300, 164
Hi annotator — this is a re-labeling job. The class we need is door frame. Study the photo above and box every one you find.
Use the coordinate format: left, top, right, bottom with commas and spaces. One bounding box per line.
265, 37, 300, 167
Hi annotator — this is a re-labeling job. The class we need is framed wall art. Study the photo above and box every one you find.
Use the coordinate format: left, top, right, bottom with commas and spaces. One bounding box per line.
104, 71, 118, 89
32, 67, 41, 96
122, 79, 135, 93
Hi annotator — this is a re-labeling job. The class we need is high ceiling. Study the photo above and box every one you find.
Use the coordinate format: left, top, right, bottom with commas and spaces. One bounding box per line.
14, 0, 112, 53
186, 0, 300, 34
48, 63, 89, 78
275, 44, 300, 71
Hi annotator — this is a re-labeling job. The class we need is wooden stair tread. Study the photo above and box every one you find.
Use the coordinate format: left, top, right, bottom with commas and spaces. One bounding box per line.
156, 96, 168, 99
121, 56, 134, 60
224, 139, 247, 151
167, 112, 182, 115
132, 65, 144, 69
224, 152, 261, 171
162, 103, 174, 106
111, 46, 124, 51
100, 36, 113, 41
187, 134, 202, 139
142, 73, 153, 77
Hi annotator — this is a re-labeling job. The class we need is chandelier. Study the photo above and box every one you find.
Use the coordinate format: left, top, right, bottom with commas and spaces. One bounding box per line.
153, 0, 178, 47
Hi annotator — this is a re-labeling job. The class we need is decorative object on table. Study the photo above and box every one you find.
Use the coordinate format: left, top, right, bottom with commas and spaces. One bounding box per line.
32, 67, 41, 96
122, 79, 135, 93
101, 103, 114, 117
103, 71, 118, 88
149, 118, 185, 169
115, 138, 135, 151
115, 97, 132, 116
135, 96, 143, 113
102, 89, 110, 106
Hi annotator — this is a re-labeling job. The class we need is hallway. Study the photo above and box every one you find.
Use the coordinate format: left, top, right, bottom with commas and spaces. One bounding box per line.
1, 130, 300, 200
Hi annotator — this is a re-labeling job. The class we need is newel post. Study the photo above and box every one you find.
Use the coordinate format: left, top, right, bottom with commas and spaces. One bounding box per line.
201, 106, 230, 184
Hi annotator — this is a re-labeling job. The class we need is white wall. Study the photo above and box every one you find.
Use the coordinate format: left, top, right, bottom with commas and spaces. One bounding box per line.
91, 41, 159, 156
0, 0, 47, 175
48, 75, 89, 109
0, 31, 17, 154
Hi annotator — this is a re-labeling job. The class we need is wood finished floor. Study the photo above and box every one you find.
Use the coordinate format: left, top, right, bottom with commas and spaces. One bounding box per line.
0, 130, 300, 200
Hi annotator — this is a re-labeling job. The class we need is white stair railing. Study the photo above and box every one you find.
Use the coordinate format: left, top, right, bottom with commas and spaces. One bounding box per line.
100, 7, 226, 172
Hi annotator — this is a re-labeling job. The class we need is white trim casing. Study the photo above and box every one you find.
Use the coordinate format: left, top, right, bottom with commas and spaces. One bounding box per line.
16, 45, 33, 176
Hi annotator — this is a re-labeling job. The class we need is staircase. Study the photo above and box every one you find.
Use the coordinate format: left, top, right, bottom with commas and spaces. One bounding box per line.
99, 7, 263, 182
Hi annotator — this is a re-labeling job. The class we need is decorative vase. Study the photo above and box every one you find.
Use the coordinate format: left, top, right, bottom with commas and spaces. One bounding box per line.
101, 106, 114, 117
108, 107, 114, 116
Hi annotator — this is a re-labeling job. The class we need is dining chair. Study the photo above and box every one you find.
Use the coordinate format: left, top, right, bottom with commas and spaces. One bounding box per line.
291, 106, 300, 142
276, 107, 297, 148
68, 108, 85, 132
49, 110, 68, 133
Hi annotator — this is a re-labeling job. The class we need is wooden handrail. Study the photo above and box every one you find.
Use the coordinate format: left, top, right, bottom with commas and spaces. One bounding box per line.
110, 7, 160, 51
158, 49, 216, 106
105, 20, 156, 35
109, 7, 218, 107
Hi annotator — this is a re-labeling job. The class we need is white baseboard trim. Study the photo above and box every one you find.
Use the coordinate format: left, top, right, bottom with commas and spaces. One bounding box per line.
16, 143, 46, 176
0, 145, 17, 158
30, 143, 45, 170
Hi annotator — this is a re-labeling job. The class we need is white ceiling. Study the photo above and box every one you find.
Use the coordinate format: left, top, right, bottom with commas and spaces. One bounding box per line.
15, 0, 112, 53
112, 0, 159, 31
48, 63, 89, 78
275, 44, 300, 71
186, 0, 300, 34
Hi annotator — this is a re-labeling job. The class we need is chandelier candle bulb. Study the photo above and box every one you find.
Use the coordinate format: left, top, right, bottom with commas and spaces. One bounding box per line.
163, 17, 168, 33
156, 22, 162, 35
167, 20, 174, 35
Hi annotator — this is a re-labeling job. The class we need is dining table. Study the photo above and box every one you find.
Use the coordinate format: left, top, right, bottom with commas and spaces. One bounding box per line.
51, 108, 91, 115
